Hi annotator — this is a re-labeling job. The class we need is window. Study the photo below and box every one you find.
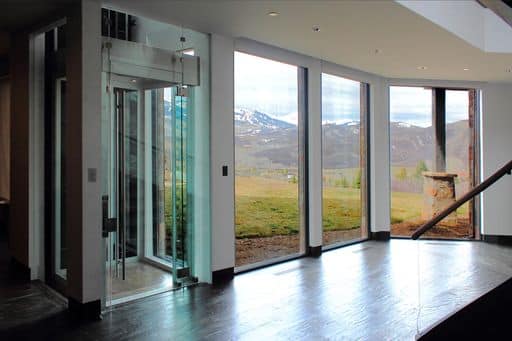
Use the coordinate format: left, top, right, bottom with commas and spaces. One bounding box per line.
234, 51, 306, 269
390, 86, 476, 238
321, 73, 368, 247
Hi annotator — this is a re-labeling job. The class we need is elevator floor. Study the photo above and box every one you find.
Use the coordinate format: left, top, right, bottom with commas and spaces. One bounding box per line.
108, 261, 174, 304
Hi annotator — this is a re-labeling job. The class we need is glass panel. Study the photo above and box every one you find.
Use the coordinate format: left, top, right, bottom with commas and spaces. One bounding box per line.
321, 74, 367, 247
234, 51, 302, 268
122, 89, 140, 259
151, 87, 193, 281
444, 90, 473, 237
390, 86, 433, 237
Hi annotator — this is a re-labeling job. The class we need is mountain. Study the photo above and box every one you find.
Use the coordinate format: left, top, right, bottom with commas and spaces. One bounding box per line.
235, 108, 295, 133
390, 120, 469, 169
235, 107, 470, 170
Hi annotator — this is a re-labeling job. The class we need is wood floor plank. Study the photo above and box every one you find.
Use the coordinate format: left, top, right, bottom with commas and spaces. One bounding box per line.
1, 240, 512, 340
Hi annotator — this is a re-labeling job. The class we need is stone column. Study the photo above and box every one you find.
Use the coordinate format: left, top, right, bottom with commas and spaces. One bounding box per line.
422, 171, 458, 227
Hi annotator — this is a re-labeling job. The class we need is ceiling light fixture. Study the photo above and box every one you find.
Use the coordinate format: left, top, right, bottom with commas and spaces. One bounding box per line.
417, 66, 428, 70
463, 68, 470, 71
312, 25, 321, 32
267, 11, 279, 17
131, 79, 137, 83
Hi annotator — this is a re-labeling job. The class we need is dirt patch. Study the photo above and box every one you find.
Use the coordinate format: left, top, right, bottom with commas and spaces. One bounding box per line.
391, 218, 473, 239
236, 228, 363, 267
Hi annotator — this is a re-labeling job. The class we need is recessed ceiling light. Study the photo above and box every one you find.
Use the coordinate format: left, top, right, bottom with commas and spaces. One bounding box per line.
312, 25, 321, 32
267, 11, 279, 17
417, 66, 428, 70
463, 68, 470, 71
131, 79, 137, 83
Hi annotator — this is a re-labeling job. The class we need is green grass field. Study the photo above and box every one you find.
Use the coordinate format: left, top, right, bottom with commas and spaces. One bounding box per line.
390, 191, 469, 224
235, 175, 470, 239
235, 176, 363, 238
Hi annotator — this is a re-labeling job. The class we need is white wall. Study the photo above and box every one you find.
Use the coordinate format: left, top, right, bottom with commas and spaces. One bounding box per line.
481, 83, 512, 236
81, 0, 102, 303
396, 0, 512, 53
210, 34, 235, 271
371, 77, 390, 232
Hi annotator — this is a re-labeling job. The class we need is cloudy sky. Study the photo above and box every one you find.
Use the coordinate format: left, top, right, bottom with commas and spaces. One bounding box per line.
235, 51, 469, 127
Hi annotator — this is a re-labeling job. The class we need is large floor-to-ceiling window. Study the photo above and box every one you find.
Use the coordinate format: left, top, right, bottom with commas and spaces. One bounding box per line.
234, 51, 305, 268
390, 86, 476, 238
321, 73, 368, 247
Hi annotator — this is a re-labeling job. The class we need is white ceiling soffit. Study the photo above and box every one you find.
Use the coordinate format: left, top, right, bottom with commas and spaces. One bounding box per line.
396, 0, 512, 53
107, 0, 512, 82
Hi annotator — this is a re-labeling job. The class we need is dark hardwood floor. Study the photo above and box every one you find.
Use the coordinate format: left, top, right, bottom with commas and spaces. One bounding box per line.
1, 239, 512, 340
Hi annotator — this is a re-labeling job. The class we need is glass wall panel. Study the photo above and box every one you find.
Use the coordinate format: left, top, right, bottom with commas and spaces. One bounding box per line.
234, 51, 304, 268
390, 86, 475, 238
445, 90, 474, 237
390, 86, 433, 236
321, 73, 367, 247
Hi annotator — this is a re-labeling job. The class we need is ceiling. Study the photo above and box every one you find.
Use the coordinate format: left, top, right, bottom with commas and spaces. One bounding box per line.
107, 0, 512, 83
0, 0, 77, 32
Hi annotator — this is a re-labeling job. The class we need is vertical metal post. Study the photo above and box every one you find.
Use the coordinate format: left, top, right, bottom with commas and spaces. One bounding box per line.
298, 67, 308, 254
360, 82, 370, 238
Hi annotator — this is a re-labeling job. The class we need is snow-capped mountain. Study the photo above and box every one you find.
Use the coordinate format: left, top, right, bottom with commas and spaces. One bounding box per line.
235, 108, 295, 131
234, 107, 469, 169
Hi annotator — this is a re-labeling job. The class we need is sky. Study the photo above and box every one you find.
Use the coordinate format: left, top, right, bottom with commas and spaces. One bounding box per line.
234, 51, 469, 127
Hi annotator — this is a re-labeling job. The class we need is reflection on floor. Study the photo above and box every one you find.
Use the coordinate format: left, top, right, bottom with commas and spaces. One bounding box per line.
108, 261, 174, 304
3, 240, 512, 339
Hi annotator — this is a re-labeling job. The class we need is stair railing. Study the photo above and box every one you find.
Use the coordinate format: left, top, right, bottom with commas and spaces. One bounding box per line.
412, 160, 512, 240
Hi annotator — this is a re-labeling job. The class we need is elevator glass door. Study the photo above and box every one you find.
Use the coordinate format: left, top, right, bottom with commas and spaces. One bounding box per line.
103, 84, 194, 307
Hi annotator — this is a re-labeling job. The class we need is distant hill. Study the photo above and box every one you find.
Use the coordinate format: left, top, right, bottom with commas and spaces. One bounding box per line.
235, 107, 470, 170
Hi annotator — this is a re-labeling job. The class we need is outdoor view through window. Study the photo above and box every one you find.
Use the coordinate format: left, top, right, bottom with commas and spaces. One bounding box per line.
321, 74, 367, 246
390, 86, 474, 238
234, 52, 302, 267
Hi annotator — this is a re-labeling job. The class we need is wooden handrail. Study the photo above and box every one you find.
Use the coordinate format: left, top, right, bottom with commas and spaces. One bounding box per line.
412, 160, 512, 240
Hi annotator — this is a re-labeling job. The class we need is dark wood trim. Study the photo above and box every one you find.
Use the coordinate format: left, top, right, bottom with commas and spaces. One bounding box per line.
360, 82, 371, 238
298, 66, 309, 255
481, 234, 512, 246
68, 297, 101, 321
212, 267, 234, 285
308, 245, 322, 257
9, 257, 31, 280
468, 89, 476, 238
371, 231, 390, 241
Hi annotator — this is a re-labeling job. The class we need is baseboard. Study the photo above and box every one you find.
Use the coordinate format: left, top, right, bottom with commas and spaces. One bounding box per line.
308, 245, 322, 257
212, 267, 234, 285
9, 257, 31, 280
68, 297, 102, 321
481, 234, 512, 246
371, 231, 390, 241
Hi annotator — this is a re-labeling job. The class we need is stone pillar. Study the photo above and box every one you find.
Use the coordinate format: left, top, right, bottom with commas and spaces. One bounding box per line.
422, 172, 458, 227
